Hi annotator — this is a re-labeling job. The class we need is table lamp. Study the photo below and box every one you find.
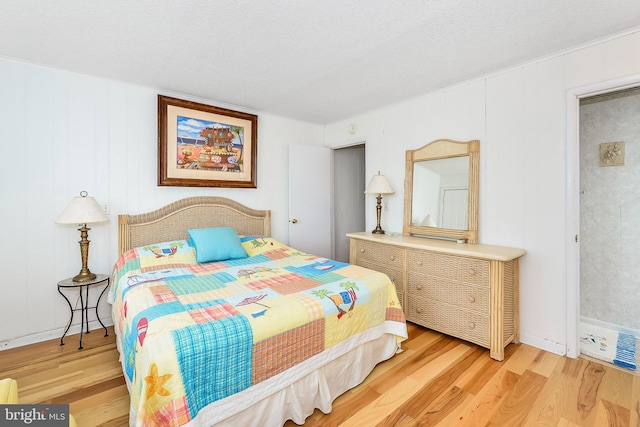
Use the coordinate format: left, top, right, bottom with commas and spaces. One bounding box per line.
364, 172, 394, 234
55, 191, 109, 282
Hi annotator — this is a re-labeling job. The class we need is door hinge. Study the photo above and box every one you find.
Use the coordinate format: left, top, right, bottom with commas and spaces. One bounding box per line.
575, 234, 578, 243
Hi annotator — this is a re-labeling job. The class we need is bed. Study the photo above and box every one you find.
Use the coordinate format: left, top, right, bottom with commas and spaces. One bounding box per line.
111, 196, 407, 426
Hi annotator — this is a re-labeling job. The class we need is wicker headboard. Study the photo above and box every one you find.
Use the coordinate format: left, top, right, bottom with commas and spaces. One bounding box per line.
118, 197, 271, 255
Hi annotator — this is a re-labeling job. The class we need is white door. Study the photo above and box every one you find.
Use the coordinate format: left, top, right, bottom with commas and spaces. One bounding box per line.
440, 188, 468, 230
288, 145, 332, 258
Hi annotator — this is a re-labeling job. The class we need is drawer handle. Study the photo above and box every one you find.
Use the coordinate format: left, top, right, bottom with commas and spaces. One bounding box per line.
469, 268, 477, 275
416, 307, 423, 314
468, 296, 476, 303
389, 255, 395, 261
417, 261, 423, 266
416, 284, 423, 290
360, 248, 365, 253
469, 322, 476, 329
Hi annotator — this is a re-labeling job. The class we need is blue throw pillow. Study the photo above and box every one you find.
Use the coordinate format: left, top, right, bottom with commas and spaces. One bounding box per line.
187, 227, 248, 263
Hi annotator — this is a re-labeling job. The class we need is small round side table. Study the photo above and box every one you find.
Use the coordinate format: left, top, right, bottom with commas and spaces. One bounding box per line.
57, 273, 110, 349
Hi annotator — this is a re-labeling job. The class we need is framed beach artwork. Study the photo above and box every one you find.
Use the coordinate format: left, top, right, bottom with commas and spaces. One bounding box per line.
158, 95, 258, 188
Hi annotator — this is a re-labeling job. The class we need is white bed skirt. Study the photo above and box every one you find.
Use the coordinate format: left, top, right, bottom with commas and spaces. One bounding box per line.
200, 331, 400, 426
124, 323, 406, 426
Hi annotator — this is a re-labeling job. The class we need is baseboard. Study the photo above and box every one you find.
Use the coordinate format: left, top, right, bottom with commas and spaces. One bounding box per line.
581, 316, 640, 338
519, 332, 567, 356
0, 320, 114, 351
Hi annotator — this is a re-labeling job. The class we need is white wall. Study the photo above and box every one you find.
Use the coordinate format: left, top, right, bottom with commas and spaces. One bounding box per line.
325, 30, 640, 355
0, 58, 324, 348
3, 29, 640, 355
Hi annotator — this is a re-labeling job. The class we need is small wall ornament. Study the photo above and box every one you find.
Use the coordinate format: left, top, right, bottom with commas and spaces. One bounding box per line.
599, 142, 624, 167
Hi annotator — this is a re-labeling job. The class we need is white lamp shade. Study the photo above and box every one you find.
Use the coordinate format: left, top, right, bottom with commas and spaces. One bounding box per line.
55, 193, 109, 225
420, 214, 437, 227
365, 173, 394, 195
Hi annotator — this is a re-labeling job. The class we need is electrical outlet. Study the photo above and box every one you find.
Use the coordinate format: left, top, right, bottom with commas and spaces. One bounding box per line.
103, 203, 110, 215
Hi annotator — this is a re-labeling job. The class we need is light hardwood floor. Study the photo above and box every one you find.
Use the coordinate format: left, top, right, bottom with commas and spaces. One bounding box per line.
1, 323, 638, 426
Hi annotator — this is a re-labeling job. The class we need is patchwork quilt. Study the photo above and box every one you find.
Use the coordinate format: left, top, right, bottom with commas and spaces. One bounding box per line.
111, 236, 407, 426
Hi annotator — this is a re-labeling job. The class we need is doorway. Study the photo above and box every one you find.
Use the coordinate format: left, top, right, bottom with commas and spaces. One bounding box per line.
333, 144, 366, 262
577, 88, 640, 368
287, 144, 364, 261
566, 74, 640, 359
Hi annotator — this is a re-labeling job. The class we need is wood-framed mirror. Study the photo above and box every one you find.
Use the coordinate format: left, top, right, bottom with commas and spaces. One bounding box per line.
403, 138, 480, 244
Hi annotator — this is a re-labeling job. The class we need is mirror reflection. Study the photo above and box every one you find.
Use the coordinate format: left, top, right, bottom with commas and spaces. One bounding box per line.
411, 157, 469, 230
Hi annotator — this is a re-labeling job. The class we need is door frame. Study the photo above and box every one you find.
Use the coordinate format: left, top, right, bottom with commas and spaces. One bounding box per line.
565, 73, 640, 358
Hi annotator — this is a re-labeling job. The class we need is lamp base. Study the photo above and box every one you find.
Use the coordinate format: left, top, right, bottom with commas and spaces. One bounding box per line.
73, 271, 96, 283
372, 194, 386, 235
73, 224, 96, 282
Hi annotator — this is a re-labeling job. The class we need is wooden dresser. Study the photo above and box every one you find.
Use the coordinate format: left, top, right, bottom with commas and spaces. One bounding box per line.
347, 232, 525, 361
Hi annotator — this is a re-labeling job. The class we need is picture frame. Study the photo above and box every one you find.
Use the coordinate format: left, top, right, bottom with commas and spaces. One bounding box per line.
158, 95, 258, 188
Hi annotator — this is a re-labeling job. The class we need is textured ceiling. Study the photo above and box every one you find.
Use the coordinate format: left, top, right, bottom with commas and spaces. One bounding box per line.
1, 1, 639, 124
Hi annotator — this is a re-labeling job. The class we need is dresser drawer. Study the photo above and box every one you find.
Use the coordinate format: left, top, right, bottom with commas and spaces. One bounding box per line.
407, 274, 489, 313
407, 297, 490, 347
357, 259, 405, 307
407, 249, 489, 286
353, 239, 404, 269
